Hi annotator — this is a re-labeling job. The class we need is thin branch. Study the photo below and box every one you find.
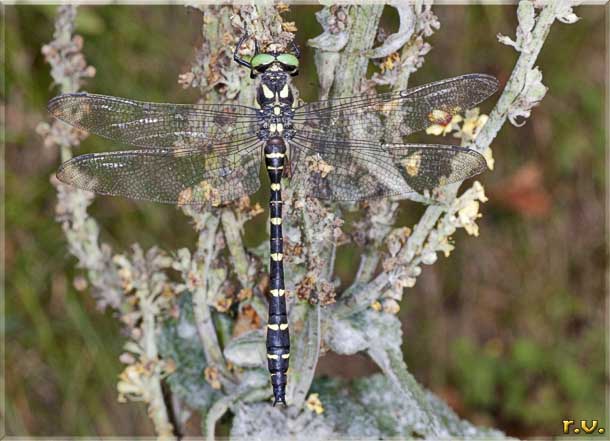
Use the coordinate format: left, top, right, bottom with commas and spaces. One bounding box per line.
338, 2, 438, 311
473, 1, 564, 152
346, 1, 575, 314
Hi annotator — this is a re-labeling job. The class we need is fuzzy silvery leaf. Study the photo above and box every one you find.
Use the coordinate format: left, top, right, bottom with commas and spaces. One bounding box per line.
497, 0, 536, 52
555, 2, 581, 24
314, 50, 340, 100
244, 375, 510, 438
158, 294, 217, 410
365, 2, 415, 59
308, 7, 349, 52
326, 309, 403, 355
224, 329, 266, 368
313, 378, 385, 437
508, 67, 547, 126
353, 375, 507, 438
325, 317, 369, 355
518, 1, 536, 35
362, 309, 403, 347
231, 401, 334, 440
236, 368, 270, 391
308, 31, 349, 52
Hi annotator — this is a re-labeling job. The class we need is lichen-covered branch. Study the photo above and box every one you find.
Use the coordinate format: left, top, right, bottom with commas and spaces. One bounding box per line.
330, 4, 383, 97
38, 6, 175, 439
340, 2, 437, 308
173, 213, 230, 380
114, 246, 176, 439
341, 0, 580, 315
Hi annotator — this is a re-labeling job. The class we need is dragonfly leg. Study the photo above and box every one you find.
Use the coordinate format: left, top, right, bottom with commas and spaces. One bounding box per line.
290, 39, 300, 59
233, 33, 252, 69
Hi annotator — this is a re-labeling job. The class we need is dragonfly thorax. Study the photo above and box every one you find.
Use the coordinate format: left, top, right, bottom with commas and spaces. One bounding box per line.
256, 71, 296, 141
257, 71, 294, 108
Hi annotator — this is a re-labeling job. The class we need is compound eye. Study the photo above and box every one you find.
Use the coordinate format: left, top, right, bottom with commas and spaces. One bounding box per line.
277, 53, 299, 71
251, 53, 275, 72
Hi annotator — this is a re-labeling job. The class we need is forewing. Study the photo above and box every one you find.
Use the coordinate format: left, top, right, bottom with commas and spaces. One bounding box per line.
293, 74, 498, 143
48, 93, 260, 151
57, 141, 263, 205
289, 135, 486, 201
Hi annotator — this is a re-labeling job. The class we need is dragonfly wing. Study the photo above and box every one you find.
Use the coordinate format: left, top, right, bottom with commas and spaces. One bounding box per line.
289, 136, 405, 201
289, 134, 487, 201
57, 141, 263, 205
383, 142, 487, 195
48, 93, 260, 151
293, 74, 498, 142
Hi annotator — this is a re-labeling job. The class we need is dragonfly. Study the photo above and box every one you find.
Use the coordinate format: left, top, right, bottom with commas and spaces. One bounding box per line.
48, 34, 498, 406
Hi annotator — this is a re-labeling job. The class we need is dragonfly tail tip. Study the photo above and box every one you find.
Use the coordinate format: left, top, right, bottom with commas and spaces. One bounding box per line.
272, 396, 287, 407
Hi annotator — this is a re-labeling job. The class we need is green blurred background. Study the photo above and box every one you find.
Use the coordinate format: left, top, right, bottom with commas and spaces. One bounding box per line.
4, 4, 607, 437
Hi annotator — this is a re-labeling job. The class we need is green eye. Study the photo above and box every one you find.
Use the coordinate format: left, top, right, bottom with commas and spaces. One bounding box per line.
277, 53, 299, 69
251, 53, 275, 70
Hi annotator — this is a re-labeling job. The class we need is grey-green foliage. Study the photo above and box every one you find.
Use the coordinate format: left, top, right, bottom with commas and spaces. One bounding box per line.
158, 293, 219, 411
161, 293, 507, 438
231, 375, 508, 439
224, 329, 266, 369
326, 310, 402, 356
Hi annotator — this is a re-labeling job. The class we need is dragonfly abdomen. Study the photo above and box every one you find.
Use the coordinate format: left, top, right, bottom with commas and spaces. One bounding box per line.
264, 136, 290, 406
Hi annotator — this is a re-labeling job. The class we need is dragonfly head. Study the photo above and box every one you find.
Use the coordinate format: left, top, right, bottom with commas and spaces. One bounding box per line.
251, 52, 300, 78
234, 34, 301, 79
